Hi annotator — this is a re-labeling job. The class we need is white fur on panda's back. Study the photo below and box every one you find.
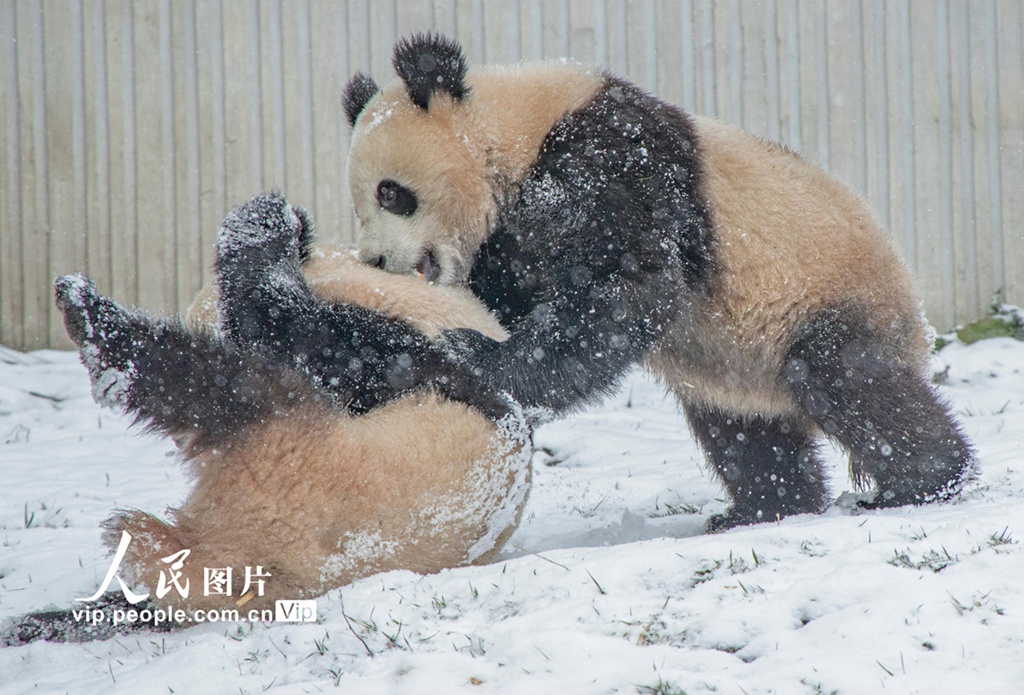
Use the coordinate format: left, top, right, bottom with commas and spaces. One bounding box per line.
649, 116, 927, 418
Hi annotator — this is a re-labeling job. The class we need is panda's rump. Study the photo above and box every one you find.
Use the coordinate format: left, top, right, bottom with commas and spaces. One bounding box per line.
648, 117, 928, 417
146, 386, 528, 611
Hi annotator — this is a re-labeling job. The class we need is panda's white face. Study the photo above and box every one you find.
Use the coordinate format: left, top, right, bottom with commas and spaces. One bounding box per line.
347, 87, 495, 286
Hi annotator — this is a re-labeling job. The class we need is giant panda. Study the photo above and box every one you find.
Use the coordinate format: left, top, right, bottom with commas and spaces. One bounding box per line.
44, 192, 530, 622
329, 33, 973, 530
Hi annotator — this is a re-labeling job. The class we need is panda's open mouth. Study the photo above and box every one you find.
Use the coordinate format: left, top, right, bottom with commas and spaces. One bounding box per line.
414, 248, 441, 283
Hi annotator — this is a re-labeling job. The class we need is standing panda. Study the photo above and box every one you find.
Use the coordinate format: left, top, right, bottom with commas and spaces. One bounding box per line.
333, 33, 973, 530
42, 193, 530, 627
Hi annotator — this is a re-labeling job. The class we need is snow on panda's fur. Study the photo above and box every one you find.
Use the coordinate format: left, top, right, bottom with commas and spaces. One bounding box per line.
335, 33, 973, 530
51, 193, 530, 616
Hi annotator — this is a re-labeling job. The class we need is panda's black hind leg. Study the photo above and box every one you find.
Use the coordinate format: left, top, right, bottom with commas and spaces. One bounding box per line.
684, 405, 831, 531
784, 308, 974, 508
54, 274, 313, 448
54, 274, 149, 409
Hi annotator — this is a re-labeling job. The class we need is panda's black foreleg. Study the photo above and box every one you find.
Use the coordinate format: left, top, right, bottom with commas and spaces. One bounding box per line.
449, 267, 676, 416
53, 274, 313, 449
213, 193, 513, 420
784, 308, 974, 508
684, 405, 831, 531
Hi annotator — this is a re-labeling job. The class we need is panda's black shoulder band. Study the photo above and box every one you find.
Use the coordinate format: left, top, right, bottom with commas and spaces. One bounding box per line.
392, 32, 469, 110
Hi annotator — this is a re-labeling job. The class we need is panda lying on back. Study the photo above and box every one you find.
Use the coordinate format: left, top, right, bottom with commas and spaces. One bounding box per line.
29, 194, 529, 641
210, 34, 971, 531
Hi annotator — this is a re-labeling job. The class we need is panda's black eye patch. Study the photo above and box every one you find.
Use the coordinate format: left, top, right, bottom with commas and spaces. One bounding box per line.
376, 180, 418, 216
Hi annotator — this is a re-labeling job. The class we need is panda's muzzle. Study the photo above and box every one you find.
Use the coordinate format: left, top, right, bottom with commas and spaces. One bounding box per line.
414, 248, 441, 283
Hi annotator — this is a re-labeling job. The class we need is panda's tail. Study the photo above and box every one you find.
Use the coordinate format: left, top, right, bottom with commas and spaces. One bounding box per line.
54, 274, 320, 452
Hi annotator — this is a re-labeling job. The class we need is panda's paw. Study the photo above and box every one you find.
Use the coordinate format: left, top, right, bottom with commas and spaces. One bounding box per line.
705, 508, 779, 533
54, 274, 139, 409
54, 275, 131, 353
704, 512, 743, 533
835, 490, 879, 511
216, 192, 313, 273
54, 274, 100, 346
2, 593, 176, 645
441, 327, 494, 367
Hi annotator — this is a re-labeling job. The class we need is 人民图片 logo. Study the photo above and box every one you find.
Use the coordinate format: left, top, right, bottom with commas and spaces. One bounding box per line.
69, 531, 315, 627
77, 531, 271, 605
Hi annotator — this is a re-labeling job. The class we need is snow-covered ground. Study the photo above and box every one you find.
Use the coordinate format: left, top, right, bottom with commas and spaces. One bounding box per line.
2, 337, 1023, 694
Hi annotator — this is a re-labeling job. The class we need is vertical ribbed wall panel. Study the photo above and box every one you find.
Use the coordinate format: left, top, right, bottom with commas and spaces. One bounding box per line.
1, 0, 1021, 349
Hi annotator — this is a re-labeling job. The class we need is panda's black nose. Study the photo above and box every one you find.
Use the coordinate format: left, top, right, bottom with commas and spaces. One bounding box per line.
368, 255, 386, 269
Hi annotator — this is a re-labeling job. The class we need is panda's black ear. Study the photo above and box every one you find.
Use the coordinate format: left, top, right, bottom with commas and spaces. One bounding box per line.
392, 33, 469, 110
343, 72, 380, 126
293, 205, 316, 264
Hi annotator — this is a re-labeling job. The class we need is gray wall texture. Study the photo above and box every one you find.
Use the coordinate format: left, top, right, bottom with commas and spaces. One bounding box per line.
2, 0, 1022, 349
